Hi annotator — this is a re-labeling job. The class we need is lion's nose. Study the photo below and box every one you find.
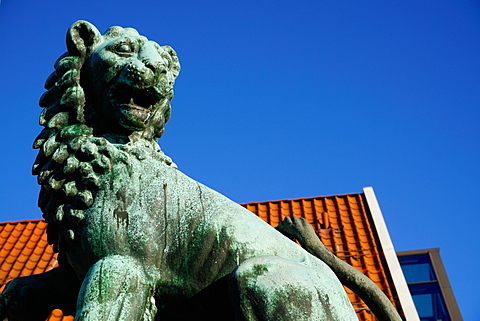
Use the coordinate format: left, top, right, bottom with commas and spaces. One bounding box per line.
143, 59, 166, 78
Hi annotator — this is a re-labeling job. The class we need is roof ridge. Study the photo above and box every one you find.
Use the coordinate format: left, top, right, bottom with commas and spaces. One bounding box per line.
0, 218, 45, 225
240, 192, 364, 205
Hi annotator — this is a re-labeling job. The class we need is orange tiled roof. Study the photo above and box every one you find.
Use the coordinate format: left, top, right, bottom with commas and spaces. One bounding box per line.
0, 192, 402, 321
0, 220, 71, 321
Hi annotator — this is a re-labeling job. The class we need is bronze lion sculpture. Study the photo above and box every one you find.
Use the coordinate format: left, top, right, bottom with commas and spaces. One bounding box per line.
0, 21, 401, 321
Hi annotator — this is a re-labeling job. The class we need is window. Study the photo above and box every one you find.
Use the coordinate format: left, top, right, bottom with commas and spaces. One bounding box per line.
397, 249, 462, 321
399, 254, 436, 283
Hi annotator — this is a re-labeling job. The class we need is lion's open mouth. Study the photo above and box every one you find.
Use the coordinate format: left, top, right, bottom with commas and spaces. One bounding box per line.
109, 84, 163, 122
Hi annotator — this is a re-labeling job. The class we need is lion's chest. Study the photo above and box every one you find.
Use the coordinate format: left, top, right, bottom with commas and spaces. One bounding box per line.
73, 152, 230, 277
77, 153, 175, 262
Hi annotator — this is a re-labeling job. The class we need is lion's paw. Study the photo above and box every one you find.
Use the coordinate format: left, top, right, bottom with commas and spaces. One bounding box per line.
276, 216, 317, 244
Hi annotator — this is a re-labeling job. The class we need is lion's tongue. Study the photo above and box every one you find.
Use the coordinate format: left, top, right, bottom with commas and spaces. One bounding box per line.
126, 98, 150, 121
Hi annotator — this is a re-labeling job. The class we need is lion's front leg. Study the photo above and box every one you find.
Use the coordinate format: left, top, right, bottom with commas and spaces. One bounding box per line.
76, 255, 157, 321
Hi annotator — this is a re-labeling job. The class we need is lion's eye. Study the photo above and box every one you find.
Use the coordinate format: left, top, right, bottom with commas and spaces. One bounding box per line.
115, 44, 134, 54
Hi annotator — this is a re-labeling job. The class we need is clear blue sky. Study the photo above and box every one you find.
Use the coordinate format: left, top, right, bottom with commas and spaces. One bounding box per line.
1, 0, 479, 318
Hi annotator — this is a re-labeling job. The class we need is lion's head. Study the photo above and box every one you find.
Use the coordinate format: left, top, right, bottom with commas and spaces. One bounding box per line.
39, 20, 180, 141
33, 21, 180, 253
83, 24, 179, 140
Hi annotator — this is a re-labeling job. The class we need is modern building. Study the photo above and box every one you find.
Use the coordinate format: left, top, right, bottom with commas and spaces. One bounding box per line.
0, 187, 462, 320
397, 248, 463, 321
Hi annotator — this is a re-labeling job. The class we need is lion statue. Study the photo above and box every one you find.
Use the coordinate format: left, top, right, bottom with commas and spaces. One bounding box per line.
0, 21, 401, 321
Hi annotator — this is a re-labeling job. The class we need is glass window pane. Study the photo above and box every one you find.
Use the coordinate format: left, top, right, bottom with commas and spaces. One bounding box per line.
399, 254, 437, 283
409, 282, 451, 321
412, 293, 433, 318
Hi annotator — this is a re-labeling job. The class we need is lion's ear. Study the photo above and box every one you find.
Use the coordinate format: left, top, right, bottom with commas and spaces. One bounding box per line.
67, 20, 102, 58
162, 45, 180, 79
